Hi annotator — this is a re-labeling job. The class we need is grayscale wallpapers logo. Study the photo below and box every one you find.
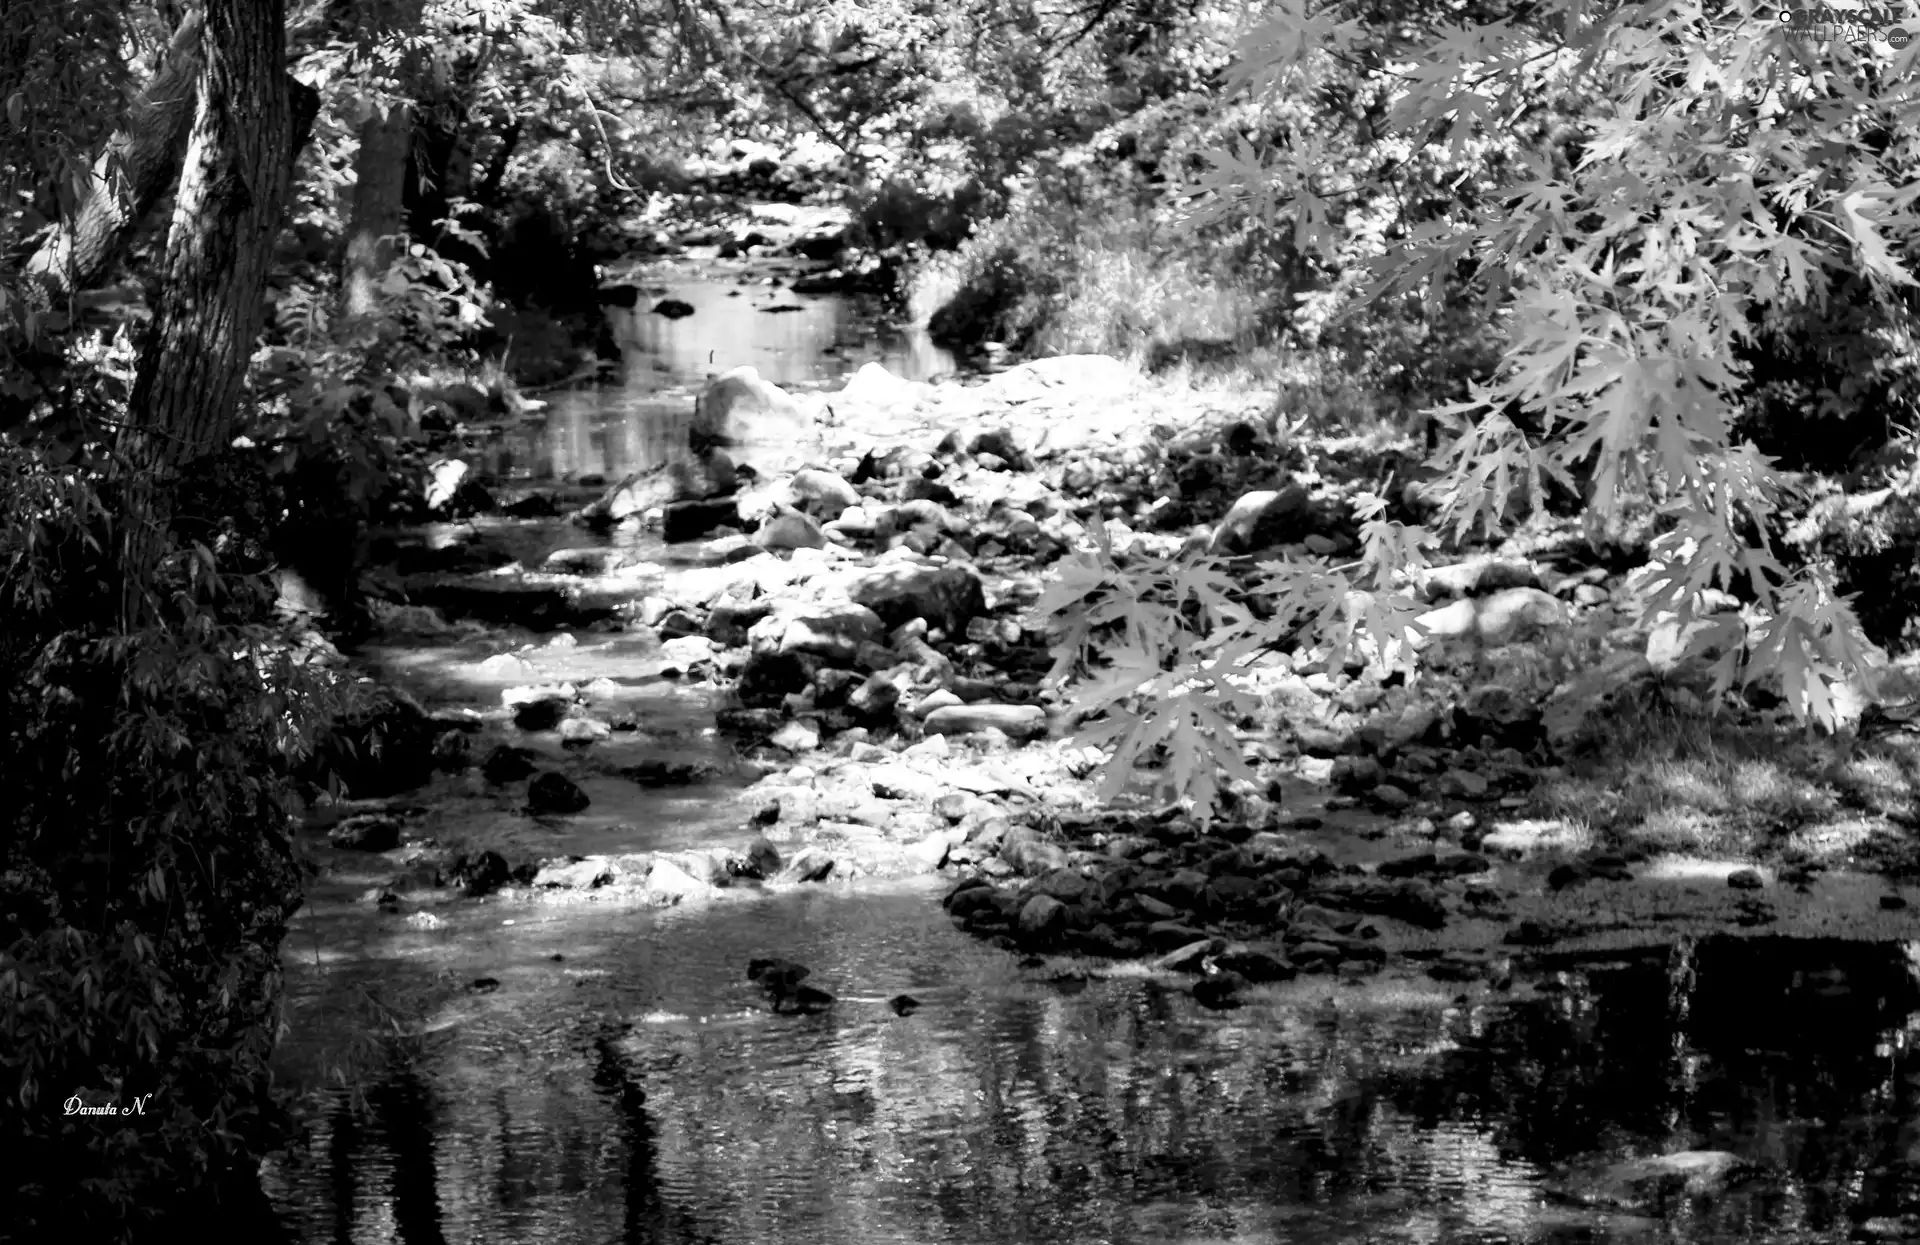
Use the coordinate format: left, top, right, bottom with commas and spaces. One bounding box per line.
1778, 5, 1913, 45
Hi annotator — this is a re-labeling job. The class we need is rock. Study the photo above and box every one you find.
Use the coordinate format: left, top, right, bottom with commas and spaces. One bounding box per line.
1031, 868, 1091, 903
748, 956, 811, 992
846, 673, 902, 721
774, 984, 835, 1014
847, 563, 987, 635
840, 362, 930, 409
967, 428, 1031, 472
789, 468, 861, 517
431, 729, 472, 771
559, 716, 612, 747
662, 497, 742, 543
308, 683, 436, 798
778, 846, 836, 882
756, 505, 827, 550
481, 745, 540, 784
905, 833, 950, 872
1208, 484, 1313, 554
1437, 768, 1491, 799
1416, 558, 1542, 602
1377, 851, 1491, 879
526, 771, 590, 815
1153, 939, 1218, 973
1192, 971, 1247, 1010
450, 849, 513, 896
1558, 1150, 1752, 1213
692, 366, 814, 473
1215, 947, 1295, 983
751, 600, 885, 663
1331, 755, 1387, 793
1455, 684, 1543, 749
1369, 782, 1413, 810
1144, 921, 1210, 952
1017, 893, 1068, 940
888, 994, 921, 1017
770, 720, 821, 753
645, 855, 706, 901
1458, 587, 1569, 646
533, 858, 613, 888
653, 297, 695, 318
999, 827, 1070, 875
1727, 868, 1765, 890
424, 458, 491, 516
329, 814, 401, 852
514, 697, 572, 732
922, 704, 1047, 739
620, 758, 716, 787
739, 836, 783, 878
543, 546, 632, 575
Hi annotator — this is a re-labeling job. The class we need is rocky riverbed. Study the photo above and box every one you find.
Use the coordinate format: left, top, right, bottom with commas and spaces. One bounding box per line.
300, 348, 1920, 1017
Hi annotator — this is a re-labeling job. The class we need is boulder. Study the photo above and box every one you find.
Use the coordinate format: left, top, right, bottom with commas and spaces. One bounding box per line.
789, 468, 861, 517
526, 771, 590, 815
692, 366, 815, 473
922, 704, 1047, 739
1017, 893, 1068, 940
1209, 484, 1313, 554
778, 846, 837, 882
645, 855, 706, 901
329, 814, 400, 852
756, 505, 827, 551
846, 563, 987, 635
481, 745, 539, 784
307, 683, 435, 798
749, 600, 885, 663
533, 857, 613, 889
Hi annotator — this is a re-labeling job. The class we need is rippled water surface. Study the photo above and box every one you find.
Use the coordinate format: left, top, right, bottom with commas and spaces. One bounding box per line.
268, 871, 1920, 1244
483, 271, 953, 484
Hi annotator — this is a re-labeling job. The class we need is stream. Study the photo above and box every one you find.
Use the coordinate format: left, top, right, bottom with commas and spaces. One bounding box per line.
262, 267, 1920, 1243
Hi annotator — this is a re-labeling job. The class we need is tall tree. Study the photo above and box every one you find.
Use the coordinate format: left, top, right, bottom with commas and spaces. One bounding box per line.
115, 0, 300, 627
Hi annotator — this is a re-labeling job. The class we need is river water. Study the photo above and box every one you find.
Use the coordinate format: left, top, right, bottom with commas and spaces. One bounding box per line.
481, 268, 954, 484
263, 272, 1920, 1243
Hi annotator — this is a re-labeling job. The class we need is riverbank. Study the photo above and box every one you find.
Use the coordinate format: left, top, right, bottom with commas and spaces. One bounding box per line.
299, 345, 1920, 1016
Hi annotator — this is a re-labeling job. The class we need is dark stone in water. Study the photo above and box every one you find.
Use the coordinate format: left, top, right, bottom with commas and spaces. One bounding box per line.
328, 813, 400, 852
776, 984, 834, 1014
620, 758, 714, 787
1192, 971, 1247, 1010
743, 836, 783, 878
500, 492, 559, 518
888, 994, 921, 1017
482, 745, 539, 784
469, 976, 500, 993
748, 957, 811, 992
431, 728, 472, 771
662, 497, 741, 542
1883, 894, 1909, 910
514, 697, 571, 732
652, 297, 695, 319
526, 770, 590, 815
451, 849, 515, 896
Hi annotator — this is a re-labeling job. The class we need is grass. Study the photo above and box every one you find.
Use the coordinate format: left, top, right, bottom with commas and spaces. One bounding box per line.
1535, 695, 1920, 867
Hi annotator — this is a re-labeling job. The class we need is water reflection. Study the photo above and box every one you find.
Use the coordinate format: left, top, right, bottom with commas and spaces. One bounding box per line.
485, 275, 954, 483
267, 880, 1920, 1245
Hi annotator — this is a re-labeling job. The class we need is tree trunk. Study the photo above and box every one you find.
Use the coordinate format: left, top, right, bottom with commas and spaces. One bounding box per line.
339, 101, 412, 325
21, 7, 205, 309
116, 0, 294, 630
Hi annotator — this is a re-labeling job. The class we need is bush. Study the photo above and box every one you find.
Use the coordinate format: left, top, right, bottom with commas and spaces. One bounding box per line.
0, 444, 333, 1242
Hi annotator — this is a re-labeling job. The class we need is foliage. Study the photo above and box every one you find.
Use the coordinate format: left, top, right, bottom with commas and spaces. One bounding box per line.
1029, 0, 1920, 817
0, 443, 338, 1242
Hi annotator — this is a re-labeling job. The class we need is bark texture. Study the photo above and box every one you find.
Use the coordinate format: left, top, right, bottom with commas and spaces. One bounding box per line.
340, 101, 413, 324
21, 7, 205, 310
117, 0, 295, 628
